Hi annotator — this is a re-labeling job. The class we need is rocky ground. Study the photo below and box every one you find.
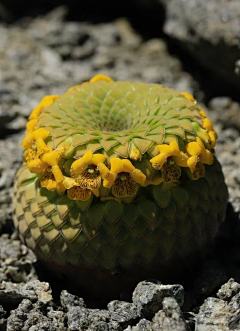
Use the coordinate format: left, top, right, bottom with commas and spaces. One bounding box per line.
0, 4, 240, 331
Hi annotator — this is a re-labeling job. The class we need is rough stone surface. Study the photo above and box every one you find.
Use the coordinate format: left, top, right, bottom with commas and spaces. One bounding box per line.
0, 4, 240, 331
0, 280, 52, 306
0, 235, 37, 283
217, 278, 240, 302
108, 301, 139, 328
132, 281, 184, 319
163, 0, 240, 90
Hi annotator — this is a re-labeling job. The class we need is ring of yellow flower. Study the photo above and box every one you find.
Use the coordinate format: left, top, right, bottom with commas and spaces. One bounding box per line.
150, 138, 214, 179
69, 151, 146, 199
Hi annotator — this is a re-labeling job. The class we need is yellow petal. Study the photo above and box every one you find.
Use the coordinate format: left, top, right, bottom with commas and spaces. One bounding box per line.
62, 177, 79, 189
173, 152, 188, 167
82, 150, 93, 163
29, 95, 59, 120
190, 163, 205, 180
199, 150, 214, 165
90, 74, 113, 83
67, 187, 91, 201
98, 163, 111, 179
122, 159, 135, 173
209, 131, 216, 148
196, 137, 205, 150
203, 118, 214, 131
103, 173, 116, 189
92, 154, 107, 165
56, 182, 66, 193
157, 144, 172, 155
150, 154, 167, 170
28, 159, 48, 173
52, 165, 64, 183
37, 138, 51, 156
199, 110, 207, 118
186, 141, 202, 156
110, 158, 124, 174
41, 151, 60, 166
92, 188, 100, 197
181, 92, 195, 102
187, 155, 198, 173
131, 169, 146, 185
71, 159, 87, 176
40, 172, 57, 191
26, 119, 38, 133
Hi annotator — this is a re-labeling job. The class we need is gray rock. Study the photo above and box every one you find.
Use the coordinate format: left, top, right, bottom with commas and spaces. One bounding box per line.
163, 0, 240, 90
60, 290, 85, 309
217, 278, 240, 301
195, 297, 228, 331
67, 306, 119, 331
150, 297, 189, 331
132, 281, 184, 319
108, 300, 139, 327
0, 280, 52, 305
123, 319, 151, 331
7, 299, 66, 331
0, 234, 37, 283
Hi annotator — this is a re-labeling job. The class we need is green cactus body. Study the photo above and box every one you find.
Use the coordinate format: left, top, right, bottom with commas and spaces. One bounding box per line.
13, 75, 228, 296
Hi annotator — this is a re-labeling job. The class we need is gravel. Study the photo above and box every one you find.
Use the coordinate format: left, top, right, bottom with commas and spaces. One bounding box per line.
0, 5, 239, 331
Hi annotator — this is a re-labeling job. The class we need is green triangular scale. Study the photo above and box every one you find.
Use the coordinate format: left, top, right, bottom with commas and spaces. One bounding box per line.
53, 136, 67, 149
149, 126, 165, 135
115, 135, 131, 145
165, 127, 185, 139
72, 134, 86, 147
85, 134, 101, 142
137, 200, 157, 223
87, 203, 105, 229
179, 119, 195, 133
75, 145, 88, 157
164, 109, 180, 119
104, 200, 123, 223
179, 108, 196, 119
171, 187, 189, 209
100, 139, 118, 151
122, 204, 139, 228
132, 138, 153, 154
163, 134, 178, 143
75, 195, 93, 212
109, 228, 129, 247
161, 200, 177, 222
153, 185, 171, 208
165, 118, 180, 128
86, 142, 102, 153
129, 218, 147, 239
87, 96, 102, 107
125, 91, 139, 103
147, 144, 159, 157
114, 144, 129, 157
146, 134, 163, 145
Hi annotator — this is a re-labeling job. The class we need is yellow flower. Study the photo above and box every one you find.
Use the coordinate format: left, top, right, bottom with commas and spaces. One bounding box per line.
181, 92, 195, 102
186, 137, 213, 173
150, 141, 188, 170
90, 74, 113, 83
29, 95, 59, 120
69, 151, 108, 200
21, 128, 50, 149
161, 163, 181, 183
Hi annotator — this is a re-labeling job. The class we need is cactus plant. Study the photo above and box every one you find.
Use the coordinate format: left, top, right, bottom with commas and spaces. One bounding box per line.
13, 75, 228, 297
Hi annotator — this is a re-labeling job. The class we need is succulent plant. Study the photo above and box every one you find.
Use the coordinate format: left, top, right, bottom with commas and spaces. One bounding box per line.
13, 75, 228, 297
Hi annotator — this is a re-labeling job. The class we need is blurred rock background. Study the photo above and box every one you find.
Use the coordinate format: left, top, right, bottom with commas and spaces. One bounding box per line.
0, 1, 240, 330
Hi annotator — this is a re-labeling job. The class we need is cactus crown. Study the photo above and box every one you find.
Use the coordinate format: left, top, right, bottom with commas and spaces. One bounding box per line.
21, 75, 217, 203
